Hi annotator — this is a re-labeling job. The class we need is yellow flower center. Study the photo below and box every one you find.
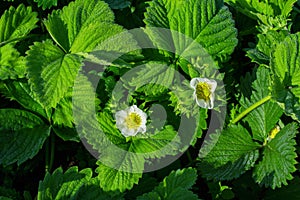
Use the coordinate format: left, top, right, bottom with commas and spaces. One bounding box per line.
125, 112, 142, 129
269, 125, 280, 139
196, 82, 211, 101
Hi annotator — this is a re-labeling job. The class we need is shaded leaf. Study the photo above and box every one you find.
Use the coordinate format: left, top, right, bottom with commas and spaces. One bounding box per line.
0, 109, 50, 166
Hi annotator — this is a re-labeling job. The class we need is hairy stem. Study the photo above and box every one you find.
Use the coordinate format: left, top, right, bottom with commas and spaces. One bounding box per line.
231, 95, 272, 125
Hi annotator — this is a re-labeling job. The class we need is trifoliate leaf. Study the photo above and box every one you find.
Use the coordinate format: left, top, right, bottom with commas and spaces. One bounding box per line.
0, 109, 50, 166
0, 4, 38, 44
26, 40, 83, 109
96, 161, 143, 192
253, 123, 298, 189
137, 168, 199, 200
1, 80, 48, 118
38, 167, 93, 200
0, 44, 25, 80
271, 33, 300, 121
43, 0, 121, 53
239, 67, 283, 142
144, 0, 238, 62
33, 0, 58, 10
199, 125, 261, 180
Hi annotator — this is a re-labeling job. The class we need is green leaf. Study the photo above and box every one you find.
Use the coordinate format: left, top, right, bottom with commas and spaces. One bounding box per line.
0, 187, 21, 200
96, 162, 143, 192
0, 109, 50, 166
126, 63, 176, 97
0, 44, 25, 80
2, 80, 47, 118
264, 176, 300, 200
271, 33, 300, 121
52, 88, 73, 128
246, 30, 288, 64
38, 167, 92, 200
0, 4, 38, 44
130, 125, 180, 158
199, 125, 261, 180
72, 177, 124, 200
43, 0, 119, 53
33, 0, 58, 10
137, 168, 199, 200
144, 0, 238, 62
253, 123, 298, 189
239, 67, 283, 142
225, 0, 297, 19
26, 40, 83, 109
52, 126, 80, 142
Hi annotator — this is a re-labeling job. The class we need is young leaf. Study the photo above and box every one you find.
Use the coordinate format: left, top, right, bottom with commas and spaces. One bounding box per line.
0, 109, 50, 166
0, 4, 38, 44
271, 33, 300, 121
33, 0, 58, 10
144, 0, 238, 62
0, 44, 25, 80
239, 67, 283, 142
137, 168, 199, 200
253, 123, 298, 189
199, 125, 261, 180
26, 40, 83, 109
38, 167, 93, 200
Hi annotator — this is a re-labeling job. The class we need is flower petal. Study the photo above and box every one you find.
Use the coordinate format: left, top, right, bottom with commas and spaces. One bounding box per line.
190, 78, 201, 89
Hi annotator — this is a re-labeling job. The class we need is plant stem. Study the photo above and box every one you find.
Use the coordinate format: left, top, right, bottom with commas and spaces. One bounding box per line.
230, 95, 272, 125
186, 149, 193, 163
45, 132, 55, 173
0, 34, 40, 47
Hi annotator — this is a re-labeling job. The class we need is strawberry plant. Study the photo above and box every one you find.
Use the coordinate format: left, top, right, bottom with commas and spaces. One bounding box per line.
0, 0, 300, 199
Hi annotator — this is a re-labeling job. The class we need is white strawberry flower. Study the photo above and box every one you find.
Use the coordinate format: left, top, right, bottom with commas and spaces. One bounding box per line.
115, 105, 147, 137
190, 77, 217, 109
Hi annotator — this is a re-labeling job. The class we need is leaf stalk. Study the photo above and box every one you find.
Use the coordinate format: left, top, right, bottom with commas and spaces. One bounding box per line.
231, 95, 272, 125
